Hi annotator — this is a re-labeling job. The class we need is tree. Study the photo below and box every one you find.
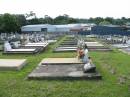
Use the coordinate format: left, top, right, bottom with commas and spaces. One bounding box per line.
87, 17, 104, 24
38, 18, 45, 24
25, 11, 36, 19
94, 17, 104, 25
0, 15, 3, 32
68, 18, 77, 23
2, 13, 20, 33
114, 19, 124, 25
76, 18, 88, 23
15, 15, 27, 26
99, 20, 111, 25
105, 17, 114, 24
27, 18, 40, 24
54, 14, 78, 24
54, 15, 68, 24
44, 15, 54, 24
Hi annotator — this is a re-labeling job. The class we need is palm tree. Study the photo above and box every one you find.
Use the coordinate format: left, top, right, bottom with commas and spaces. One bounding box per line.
25, 11, 36, 19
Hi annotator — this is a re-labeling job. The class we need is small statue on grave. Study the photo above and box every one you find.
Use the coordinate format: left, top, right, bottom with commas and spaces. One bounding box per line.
83, 57, 96, 73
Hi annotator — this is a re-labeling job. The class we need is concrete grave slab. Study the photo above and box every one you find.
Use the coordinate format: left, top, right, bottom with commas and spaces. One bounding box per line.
59, 45, 77, 47
57, 47, 77, 49
60, 43, 77, 45
119, 48, 130, 55
54, 47, 111, 52
40, 58, 83, 65
85, 42, 104, 47
54, 48, 77, 52
112, 44, 129, 48
0, 59, 27, 70
89, 48, 112, 51
28, 64, 101, 80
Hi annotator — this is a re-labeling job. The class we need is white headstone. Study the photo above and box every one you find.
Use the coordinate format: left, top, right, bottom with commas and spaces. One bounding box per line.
84, 62, 91, 70
126, 40, 130, 45
4, 41, 12, 51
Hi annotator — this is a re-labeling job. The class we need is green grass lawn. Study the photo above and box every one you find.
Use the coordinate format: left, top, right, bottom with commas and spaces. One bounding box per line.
0, 37, 130, 97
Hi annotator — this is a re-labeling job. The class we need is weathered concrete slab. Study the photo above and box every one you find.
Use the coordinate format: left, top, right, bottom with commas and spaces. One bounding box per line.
54, 47, 112, 52
112, 44, 129, 48
88, 46, 109, 49
85, 42, 99, 43
55, 40, 111, 52
40, 58, 83, 65
60, 43, 77, 45
62, 41, 77, 43
54, 48, 77, 52
57, 47, 77, 49
63, 40, 77, 42
0, 59, 27, 70
85, 42, 104, 47
28, 64, 101, 80
89, 48, 112, 51
59, 45, 77, 47
119, 48, 130, 55
27, 42, 48, 45
58, 45, 108, 49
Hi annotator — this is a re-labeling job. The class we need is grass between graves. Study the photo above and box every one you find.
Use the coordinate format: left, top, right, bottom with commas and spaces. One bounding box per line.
0, 36, 130, 97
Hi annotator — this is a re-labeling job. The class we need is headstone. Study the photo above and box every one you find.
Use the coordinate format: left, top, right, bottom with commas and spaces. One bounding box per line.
4, 41, 12, 51
83, 63, 96, 73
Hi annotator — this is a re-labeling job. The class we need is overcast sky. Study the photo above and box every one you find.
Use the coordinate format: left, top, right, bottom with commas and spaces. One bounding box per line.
0, 0, 129, 19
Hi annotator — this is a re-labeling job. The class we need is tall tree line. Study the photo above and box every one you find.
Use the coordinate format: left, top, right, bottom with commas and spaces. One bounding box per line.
23, 15, 130, 25
0, 13, 26, 33
0, 13, 130, 33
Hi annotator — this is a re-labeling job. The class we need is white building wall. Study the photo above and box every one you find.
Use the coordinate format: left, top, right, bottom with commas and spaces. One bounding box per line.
21, 23, 95, 32
21, 24, 57, 32
47, 27, 57, 32
21, 26, 41, 32
56, 27, 70, 32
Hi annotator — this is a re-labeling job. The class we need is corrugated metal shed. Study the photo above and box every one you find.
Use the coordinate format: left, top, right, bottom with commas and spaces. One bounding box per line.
21, 24, 56, 32
21, 23, 94, 33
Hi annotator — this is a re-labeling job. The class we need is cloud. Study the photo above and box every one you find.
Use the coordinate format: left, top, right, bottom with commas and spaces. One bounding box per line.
0, 0, 129, 18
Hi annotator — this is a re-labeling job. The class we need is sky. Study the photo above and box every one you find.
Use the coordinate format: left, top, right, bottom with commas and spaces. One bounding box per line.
0, 0, 130, 19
